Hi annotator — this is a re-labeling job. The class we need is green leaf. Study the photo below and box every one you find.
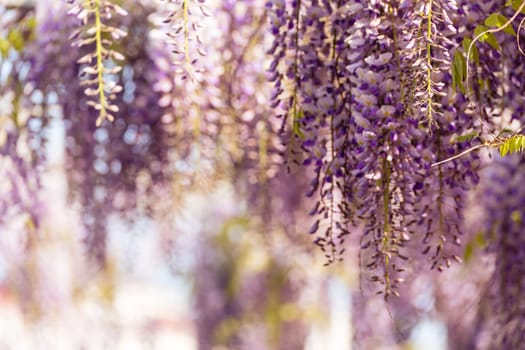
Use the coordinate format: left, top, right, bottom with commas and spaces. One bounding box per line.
506, 0, 525, 14
497, 135, 525, 156
475, 233, 486, 248
500, 140, 510, 157
452, 69, 458, 93
474, 25, 500, 51
464, 232, 487, 263
511, 210, 522, 224
292, 121, 304, 138
463, 242, 474, 263
462, 38, 480, 66
0, 39, 9, 58
454, 51, 466, 80
292, 108, 305, 138
454, 130, 479, 143
25, 16, 37, 42
7, 29, 24, 51
510, 136, 519, 153
452, 51, 466, 93
480, 78, 489, 91
485, 13, 516, 36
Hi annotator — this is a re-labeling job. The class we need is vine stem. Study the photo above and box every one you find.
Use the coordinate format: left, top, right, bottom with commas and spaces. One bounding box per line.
517, 16, 525, 55
182, 0, 196, 81
94, 0, 107, 126
426, 0, 434, 127
465, 1, 525, 99
431, 124, 525, 168
431, 143, 487, 167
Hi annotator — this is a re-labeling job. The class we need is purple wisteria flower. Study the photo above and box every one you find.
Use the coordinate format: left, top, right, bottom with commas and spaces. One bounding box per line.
266, 0, 509, 299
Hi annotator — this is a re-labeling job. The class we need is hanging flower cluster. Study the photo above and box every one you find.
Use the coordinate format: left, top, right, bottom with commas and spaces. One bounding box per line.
18, 1, 178, 265
0, 4, 42, 242
266, 0, 513, 298
64, 4, 175, 265
161, 0, 209, 82
66, 0, 128, 126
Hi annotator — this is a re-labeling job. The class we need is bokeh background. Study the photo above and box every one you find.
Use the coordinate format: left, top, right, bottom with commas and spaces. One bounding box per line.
0, 0, 506, 349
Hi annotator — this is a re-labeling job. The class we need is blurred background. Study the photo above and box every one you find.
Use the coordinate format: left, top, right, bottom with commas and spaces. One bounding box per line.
0, 0, 497, 349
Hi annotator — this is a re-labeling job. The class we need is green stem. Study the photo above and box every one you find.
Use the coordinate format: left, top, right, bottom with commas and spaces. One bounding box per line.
183, 0, 191, 68
291, 0, 301, 132
94, 0, 107, 125
426, 0, 434, 127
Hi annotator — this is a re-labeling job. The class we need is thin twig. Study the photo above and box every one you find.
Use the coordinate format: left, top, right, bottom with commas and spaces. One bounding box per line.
431, 124, 525, 167
517, 16, 525, 56
431, 143, 487, 167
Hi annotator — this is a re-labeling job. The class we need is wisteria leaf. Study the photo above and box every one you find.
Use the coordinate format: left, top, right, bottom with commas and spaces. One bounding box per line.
497, 136, 525, 156
0, 39, 9, 57
463, 241, 474, 263
462, 38, 480, 66
475, 232, 486, 247
454, 130, 479, 143
500, 140, 509, 157
511, 136, 519, 152
474, 25, 500, 51
506, 0, 525, 14
516, 136, 523, 150
7, 29, 24, 51
484, 13, 516, 36
511, 210, 523, 224
464, 233, 486, 263
452, 51, 466, 93
293, 109, 305, 138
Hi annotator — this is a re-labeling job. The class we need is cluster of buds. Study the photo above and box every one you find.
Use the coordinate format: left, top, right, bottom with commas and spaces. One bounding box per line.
161, 0, 209, 82
66, 0, 127, 126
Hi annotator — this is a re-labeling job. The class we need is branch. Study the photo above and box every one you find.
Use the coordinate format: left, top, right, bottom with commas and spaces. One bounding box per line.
431, 143, 487, 168
431, 124, 525, 167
